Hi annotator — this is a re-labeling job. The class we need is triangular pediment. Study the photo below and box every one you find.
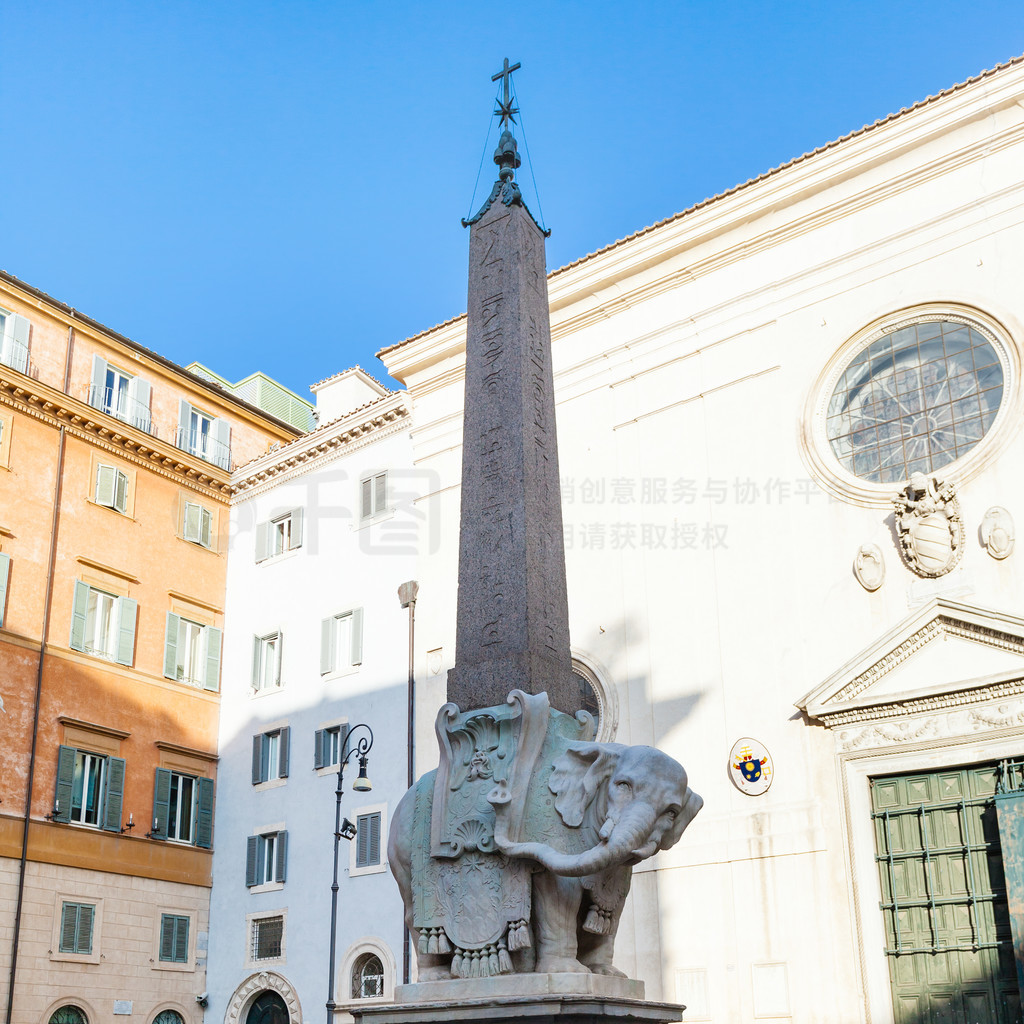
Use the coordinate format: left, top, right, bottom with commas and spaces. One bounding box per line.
798, 599, 1024, 726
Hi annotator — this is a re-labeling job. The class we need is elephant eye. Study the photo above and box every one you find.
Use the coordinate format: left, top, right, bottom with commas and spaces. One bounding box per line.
665, 809, 677, 821
616, 780, 631, 791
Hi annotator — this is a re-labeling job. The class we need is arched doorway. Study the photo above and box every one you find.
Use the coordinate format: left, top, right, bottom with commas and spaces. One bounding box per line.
48, 1009, 87, 1024
245, 992, 289, 1024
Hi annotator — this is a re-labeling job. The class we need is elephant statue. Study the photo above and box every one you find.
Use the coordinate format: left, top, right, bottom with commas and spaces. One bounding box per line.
389, 690, 702, 981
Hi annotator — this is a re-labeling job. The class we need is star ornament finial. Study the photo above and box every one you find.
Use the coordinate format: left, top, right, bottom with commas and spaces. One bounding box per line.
491, 57, 521, 129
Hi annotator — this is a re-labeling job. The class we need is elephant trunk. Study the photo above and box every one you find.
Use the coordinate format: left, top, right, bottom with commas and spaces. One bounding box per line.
494, 803, 658, 878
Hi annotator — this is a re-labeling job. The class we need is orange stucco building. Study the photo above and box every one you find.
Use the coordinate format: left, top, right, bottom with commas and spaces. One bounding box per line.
0, 271, 300, 1024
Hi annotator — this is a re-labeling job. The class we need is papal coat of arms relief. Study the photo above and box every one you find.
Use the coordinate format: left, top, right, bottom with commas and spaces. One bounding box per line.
893, 472, 964, 578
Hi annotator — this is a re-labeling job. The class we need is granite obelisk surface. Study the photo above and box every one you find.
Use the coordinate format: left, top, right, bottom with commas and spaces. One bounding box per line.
446, 128, 577, 715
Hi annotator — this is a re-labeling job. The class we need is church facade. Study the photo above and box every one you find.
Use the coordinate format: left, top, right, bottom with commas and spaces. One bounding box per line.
209, 56, 1024, 1024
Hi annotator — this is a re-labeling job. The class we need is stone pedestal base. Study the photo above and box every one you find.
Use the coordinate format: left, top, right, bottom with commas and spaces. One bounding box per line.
349, 975, 684, 1024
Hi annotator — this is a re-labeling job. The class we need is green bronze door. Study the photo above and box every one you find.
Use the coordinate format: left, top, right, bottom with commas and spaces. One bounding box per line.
871, 762, 1021, 1023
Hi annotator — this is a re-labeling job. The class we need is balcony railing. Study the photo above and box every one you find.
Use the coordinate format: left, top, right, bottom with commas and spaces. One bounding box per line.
87, 385, 154, 435
176, 425, 231, 470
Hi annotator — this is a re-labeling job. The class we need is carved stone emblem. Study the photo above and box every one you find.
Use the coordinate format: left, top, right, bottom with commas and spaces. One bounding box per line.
981, 506, 1015, 560
893, 473, 964, 577
853, 543, 885, 592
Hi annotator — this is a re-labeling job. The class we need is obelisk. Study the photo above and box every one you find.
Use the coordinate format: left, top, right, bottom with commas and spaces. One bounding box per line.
447, 60, 577, 715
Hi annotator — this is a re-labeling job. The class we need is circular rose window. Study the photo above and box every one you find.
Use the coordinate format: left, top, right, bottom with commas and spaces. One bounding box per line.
826, 319, 1004, 484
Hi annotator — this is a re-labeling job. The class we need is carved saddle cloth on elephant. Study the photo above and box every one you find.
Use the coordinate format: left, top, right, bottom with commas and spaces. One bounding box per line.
409, 691, 596, 978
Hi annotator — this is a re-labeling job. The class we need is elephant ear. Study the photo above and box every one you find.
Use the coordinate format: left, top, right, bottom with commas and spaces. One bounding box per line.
658, 786, 703, 852
549, 742, 623, 827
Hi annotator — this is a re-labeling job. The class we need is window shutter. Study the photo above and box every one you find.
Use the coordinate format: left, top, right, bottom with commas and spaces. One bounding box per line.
251, 635, 261, 689
89, 354, 108, 409
69, 581, 90, 651
115, 597, 137, 666
212, 417, 231, 470
77, 903, 94, 953
255, 521, 269, 562
114, 470, 129, 514
274, 632, 283, 685
203, 626, 222, 692
54, 745, 76, 823
183, 502, 202, 542
173, 915, 189, 962
101, 755, 126, 832
159, 914, 175, 961
245, 835, 259, 887
356, 815, 371, 867
200, 506, 213, 547
60, 903, 80, 953
251, 734, 264, 785
195, 777, 214, 849
177, 399, 192, 451
320, 617, 335, 675
127, 375, 152, 432
361, 477, 372, 519
338, 724, 351, 763
0, 551, 10, 627
290, 507, 303, 549
2, 314, 30, 374
275, 830, 288, 883
162, 612, 180, 679
350, 608, 364, 666
151, 768, 171, 839
313, 729, 325, 770
375, 473, 387, 514
95, 464, 116, 507
278, 727, 290, 778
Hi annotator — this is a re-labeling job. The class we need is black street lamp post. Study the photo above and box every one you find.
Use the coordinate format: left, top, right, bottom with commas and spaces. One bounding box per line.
326, 723, 374, 1024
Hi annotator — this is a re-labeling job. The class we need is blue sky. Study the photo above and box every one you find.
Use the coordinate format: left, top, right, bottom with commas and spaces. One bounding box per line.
4, 2, 1024, 398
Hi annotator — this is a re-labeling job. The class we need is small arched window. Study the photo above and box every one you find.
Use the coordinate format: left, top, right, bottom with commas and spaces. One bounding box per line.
246, 992, 289, 1024
352, 952, 385, 999
49, 1009, 87, 1024
153, 1012, 185, 1024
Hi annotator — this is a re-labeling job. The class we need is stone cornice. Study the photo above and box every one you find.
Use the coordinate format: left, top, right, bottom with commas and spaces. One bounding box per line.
0, 369, 233, 498
230, 394, 410, 500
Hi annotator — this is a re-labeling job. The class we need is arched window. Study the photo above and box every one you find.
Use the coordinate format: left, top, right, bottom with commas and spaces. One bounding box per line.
153, 1012, 185, 1024
571, 657, 617, 740
48, 1009, 87, 1024
246, 991, 289, 1024
351, 952, 385, 999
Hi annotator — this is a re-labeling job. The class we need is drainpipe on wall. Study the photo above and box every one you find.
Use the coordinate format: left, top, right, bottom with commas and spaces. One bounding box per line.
397, 580, 419, 987
5, 326, 74, 1024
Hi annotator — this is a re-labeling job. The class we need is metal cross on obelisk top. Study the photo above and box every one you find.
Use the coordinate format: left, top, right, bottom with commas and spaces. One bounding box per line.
448, 63, 578, 716
492, 57, 521, 127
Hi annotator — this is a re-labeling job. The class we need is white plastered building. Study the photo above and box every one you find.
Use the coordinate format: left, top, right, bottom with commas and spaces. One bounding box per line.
211, 57, 1024, 1024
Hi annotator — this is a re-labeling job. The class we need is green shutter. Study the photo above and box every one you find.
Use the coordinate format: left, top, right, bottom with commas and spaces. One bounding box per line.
195, 776, 214, 849
320, 617, 335, 675
290, 508, 303, 549
163, 612, 180, 680
114, 470, 128, 514
177, 399, 191, 451
203, 626, 222, 691
159, 914, 175, 961
77, 903, 94, 953
245, 835, 259, 887
69, 581, 90, 651
0, 552, 10, 628
251, 735, 263, 785
115, 597, 137, 666
54, 745, 76, 823
313, 729, 326, 770
151, 768, 171, 839
89, 355, 108, 409
101, 755, 125, 832
275, 830, 288, 883
278, 727, 290, 778
200, 506, 213, 547
127, 375, 152, 432
173, 915, 189, 962
211, 418, 231, 470
350, 608, 363, 665
357, 812, 381, 868
60, 902, 80, 953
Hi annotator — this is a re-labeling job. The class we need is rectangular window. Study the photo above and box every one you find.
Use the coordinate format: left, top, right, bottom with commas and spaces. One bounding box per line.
360, 472, 388, 520
183, 502, 213, 547
162, 613, 222, 691
177, 400, 231, 469
246, 832, 288, 887
69, 581, 137, 666
59, 902, 95, 955
0, 552, 10, 629
254, 508, 303, 562
356, 812, 381, 869
94, 464, 129, 514
314, 724, 349, 770
252, 728, 290, 784
250, 915, 284, 960
0, 309, 30, 375
54, 745, 125, 832
89, 355, 152, 432
252, 632, 283, 690
159, 914, 190, 964
152, 769, 214, 848
320, 609, 363, 675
